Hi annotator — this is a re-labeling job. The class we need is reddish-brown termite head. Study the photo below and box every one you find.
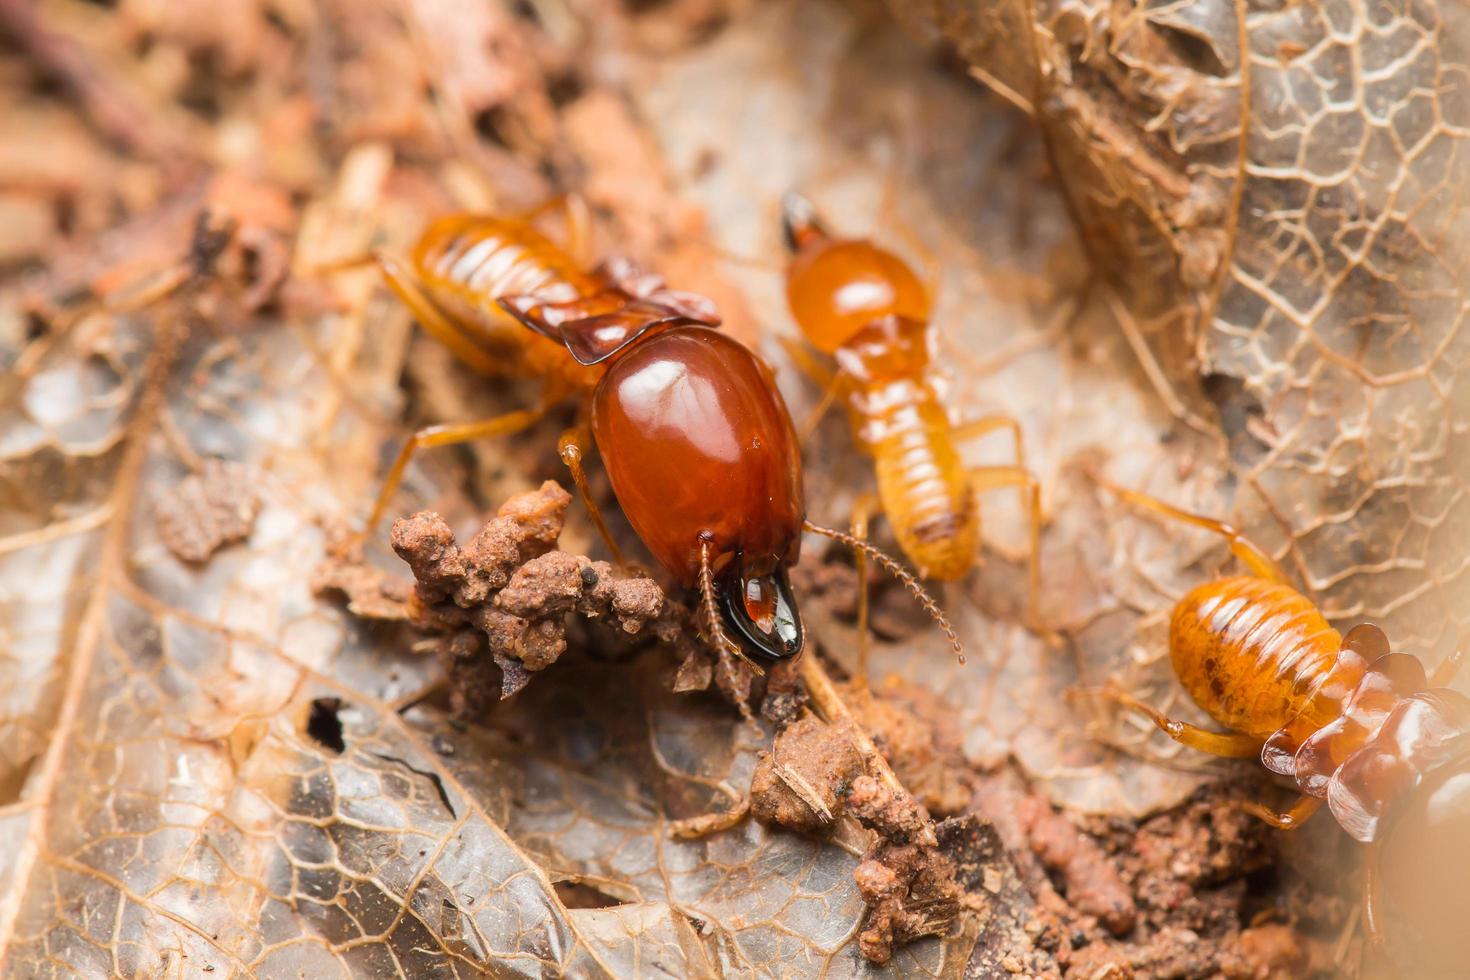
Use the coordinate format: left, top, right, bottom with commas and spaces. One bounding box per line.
590, 325, 805, 663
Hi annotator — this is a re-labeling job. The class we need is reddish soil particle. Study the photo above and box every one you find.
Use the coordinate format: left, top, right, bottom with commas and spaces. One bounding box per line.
312, 554, 411, 621
844, 774, 962, 965
757, 658, 807, 727
392, 479, 571, 608
1219, 924, 1310, 979
1126, 789, 1273, 890
1066, 940, 1134, 978
1019, 794, 1138, 935
968, 767, 1345, 978
850, 677, 972, 817
750, 715, 865, 833
155, 459, 261, 563
384, 481, 679, 701
747, 694, 976, 966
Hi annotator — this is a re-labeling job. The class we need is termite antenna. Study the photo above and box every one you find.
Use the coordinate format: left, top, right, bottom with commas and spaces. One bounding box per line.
698, 539, 764, 682
781, 192, 829, 253
801, 519, 965, 665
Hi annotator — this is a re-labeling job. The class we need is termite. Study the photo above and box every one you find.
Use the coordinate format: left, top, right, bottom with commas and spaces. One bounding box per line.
1095, 480, 1470, 966
329, 198, 963, 667
778, 194, 1045, 671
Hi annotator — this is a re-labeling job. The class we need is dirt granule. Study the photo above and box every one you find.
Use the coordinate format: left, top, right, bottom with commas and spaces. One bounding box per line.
312, 556, 411, 621
393, 482, 666, 655
750, 714, 866, 833
845, 773, 963, 965
379, 480, 677, 704
850, 677, 973, 817
155, 459, 261, 563
1019, 793, 1137, 935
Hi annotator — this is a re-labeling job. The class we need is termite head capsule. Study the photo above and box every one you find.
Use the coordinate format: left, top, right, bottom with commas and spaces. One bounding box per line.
590, 326, 807, 666
780, 192, 931, 354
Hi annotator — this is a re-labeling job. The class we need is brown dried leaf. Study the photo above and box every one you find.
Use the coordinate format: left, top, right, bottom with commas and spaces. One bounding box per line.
0, 298, 644, 973
0, 4, 988, 973
2, 0, 1391, 971
904, 0, 1470, 674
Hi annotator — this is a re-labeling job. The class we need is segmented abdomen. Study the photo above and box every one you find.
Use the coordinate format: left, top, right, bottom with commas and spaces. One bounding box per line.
1170, 576, 1342, 740
417, 215, 592, 305
853, 381, 977, 580
409, 214, 597, 377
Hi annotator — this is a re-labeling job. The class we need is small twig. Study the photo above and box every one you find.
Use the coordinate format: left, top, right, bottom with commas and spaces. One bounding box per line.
771, 738, 835, 823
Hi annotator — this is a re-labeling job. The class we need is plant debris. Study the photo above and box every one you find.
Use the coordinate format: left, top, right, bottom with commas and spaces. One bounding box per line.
851, 677, 974, 817
750, 714, 867, 833
748, 663, 982, 965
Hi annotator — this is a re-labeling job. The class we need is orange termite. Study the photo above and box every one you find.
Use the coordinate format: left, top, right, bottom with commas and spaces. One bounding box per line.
1098, 481, 1470, 966
328, 197, 963, 667
778, 194, 1044, 670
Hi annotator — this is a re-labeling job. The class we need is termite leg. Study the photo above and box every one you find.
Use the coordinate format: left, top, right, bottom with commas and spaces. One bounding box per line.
1362, 841, 1385, 948
518, 194, 591, 265
362, 407, 546, 541
775, 335, 840, 444
1096, 479, 1290, 585
968, 464, 1045, 633
376, 253, 504, 376
848, 492, 882, 690
955, 415, 1041, 607
1236, 794, 1323, 830
953, 415, 1030, 474
557, 426, 626, 567
798, 378, 843, 445
1430, 647, 1464, 687
1101, 686, 1263, 758
775, 334, 836, 388
698, 539, 763, 687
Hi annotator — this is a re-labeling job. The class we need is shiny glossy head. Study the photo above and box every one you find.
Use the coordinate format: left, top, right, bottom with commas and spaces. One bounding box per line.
590, 326, 806, 662
781, 194, 930, 354
717, 555, 803, 661
1374, 733, 1470, 977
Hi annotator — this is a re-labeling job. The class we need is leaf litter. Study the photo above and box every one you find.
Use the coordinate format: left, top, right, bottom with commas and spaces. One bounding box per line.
1, 0, 1457, 974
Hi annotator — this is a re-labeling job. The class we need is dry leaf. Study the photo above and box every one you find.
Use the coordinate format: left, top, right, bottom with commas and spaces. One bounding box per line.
1, 0, 1409, 973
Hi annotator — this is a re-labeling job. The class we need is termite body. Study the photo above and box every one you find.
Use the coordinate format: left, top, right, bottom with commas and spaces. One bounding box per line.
378, 209, 605, 391
342, 199, 961, 666
1103, 484, 1470, 971
778, 195, 1043, 656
